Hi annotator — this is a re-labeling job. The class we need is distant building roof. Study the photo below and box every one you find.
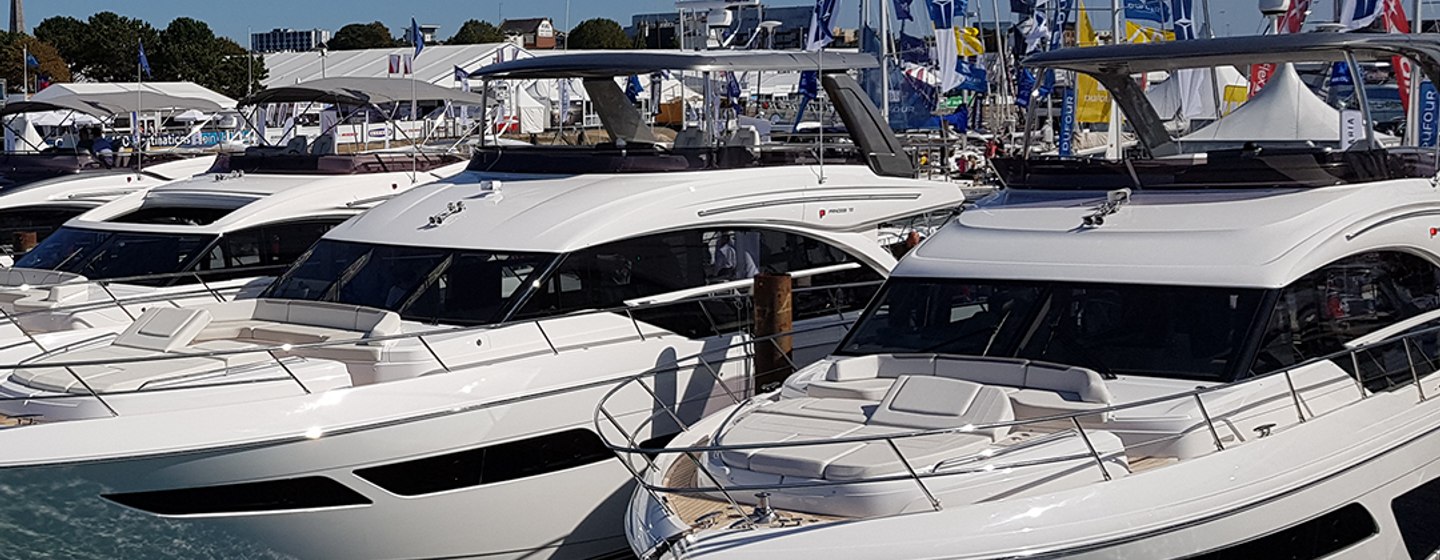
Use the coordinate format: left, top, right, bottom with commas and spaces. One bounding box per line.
501, 18, 550, 34
262, 43, 529, 88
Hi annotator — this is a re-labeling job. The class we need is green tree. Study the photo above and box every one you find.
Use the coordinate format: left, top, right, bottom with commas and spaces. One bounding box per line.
565, 18, 631, 50
329, 21, 397, 50
0, 33, 71, 94
209, 37, 267, 99
32, 16, 85, 65
448, 19, 506, 44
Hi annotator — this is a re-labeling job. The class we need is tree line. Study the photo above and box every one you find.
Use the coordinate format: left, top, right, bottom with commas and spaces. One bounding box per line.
31, 12, 265, 99
1, 13, 636, 100
331, 18, 635, 50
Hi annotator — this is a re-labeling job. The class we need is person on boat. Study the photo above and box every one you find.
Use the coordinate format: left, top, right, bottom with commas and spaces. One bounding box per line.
74, 127, 94, 153
90, 128, 116, 166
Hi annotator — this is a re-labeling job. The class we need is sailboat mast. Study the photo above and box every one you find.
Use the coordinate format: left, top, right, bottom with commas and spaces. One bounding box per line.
879, 0, 890, 120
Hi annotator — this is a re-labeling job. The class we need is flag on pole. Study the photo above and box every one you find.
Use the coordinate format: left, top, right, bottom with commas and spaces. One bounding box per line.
1171, 0, 1196, 40
411, 18, 425, 59
807, 0, 838, 51
454, 65, 470, 92
138, 41, 152, 78
924, 0, 962, 91
24, 51, 38, 68
1341, 0, 1383, 29
894, 0, 916, 21
558, 79, 572, 124
389, 55, 401, 74
626, 75, 645, 104
793, 70, 820, 130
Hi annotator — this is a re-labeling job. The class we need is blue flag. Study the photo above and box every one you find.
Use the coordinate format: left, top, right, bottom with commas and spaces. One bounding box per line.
944, 106, 969, 133
1330, 62, 1353, 87
24, 52, 38, 68
1172, 0, 1196, 40
1420, 81, 1439, 148
138, 41, 152, 78
725, 72, 742, 100
626, 75, 644, 104
1124, 0, 1164, 22
411, 17, 425, 59
1059, 85, 1076, 156
957, 61, 987, 93
926, 0, 956, 28
794, 70, 820, 132
894, 0, 916, 21
807, 0, 838, 50
898, 33, 931, 65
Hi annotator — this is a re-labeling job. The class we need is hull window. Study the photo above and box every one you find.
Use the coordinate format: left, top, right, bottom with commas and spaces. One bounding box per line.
1392, 475, 1440, 559
102, 476, 371, 516
354, 428, 613, 497
1182, 503, 1377, 560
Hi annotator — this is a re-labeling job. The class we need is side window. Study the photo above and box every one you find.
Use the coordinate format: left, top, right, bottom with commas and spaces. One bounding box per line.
1186, 503, 1376, 559
193, 220, 343, 283
353, 428, 612, 497
1393, 476, 1440, 559
515, 228, 882, 338
1252, 252, 1440, 378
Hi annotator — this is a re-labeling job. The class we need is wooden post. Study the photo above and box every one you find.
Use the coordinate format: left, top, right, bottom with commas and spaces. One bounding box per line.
753, 272, 793, 393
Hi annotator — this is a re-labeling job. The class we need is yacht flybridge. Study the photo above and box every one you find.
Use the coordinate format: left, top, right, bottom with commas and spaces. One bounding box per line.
0, 78, 477, 336
0, 51, 963, 560
0, 82, 238, 255
614, 34, 1440, 560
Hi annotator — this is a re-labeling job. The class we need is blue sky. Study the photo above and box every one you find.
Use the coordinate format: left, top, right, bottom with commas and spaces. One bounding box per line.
20, 0, 1337, 44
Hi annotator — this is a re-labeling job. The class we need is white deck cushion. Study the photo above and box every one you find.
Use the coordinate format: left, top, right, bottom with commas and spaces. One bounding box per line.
825, 354, 933, 382
806, 378, 894, 401
823, 427, 994, 481
113, 308, 213, 352
869, 375, 1014, 439
933, 357, 1029, 387
1024, 364, 1112, 404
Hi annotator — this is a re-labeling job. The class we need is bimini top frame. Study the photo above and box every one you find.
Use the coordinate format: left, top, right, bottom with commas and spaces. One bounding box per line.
1024, 33, 1440, 154
239, 77, 491, 108
470, 50, 879, 80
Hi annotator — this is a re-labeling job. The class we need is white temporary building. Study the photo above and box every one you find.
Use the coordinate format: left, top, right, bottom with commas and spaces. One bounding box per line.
1147, 65, 1248, 121
1181, 63, 1346, 143
263, 43, 532, 88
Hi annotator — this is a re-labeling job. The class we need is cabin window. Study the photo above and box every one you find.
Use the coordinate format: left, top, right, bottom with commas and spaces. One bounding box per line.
1250, 252, 1440, 382
838, 279, 1267, 382
102, 476, 371, 516
194, 219, 344, 282
1183, 503, 1376, 559
14, 227, 213, 286
0, 206, 87, 252
264, 239, 556, 325
511, 228, 881, 337
353, 428, 613, 497
113, 206, 236, 226
1392, 475, 1440, 559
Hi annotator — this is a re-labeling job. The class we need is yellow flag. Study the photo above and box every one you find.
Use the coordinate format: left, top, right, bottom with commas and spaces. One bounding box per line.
1126, 21, 1159, 44
1077, 1, 1099, 47
1222, 85, 1249, 115
1074, 0, 1111, 123
957, 27, 985, 57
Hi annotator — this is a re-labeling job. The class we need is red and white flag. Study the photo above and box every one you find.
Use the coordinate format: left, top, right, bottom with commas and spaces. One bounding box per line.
387, 54, 413, 75
1248, 0, 1311, 97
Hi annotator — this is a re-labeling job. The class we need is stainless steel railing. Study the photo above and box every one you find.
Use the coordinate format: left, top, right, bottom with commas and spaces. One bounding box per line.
592, 317, 1440, 533
0, 279, 878, 423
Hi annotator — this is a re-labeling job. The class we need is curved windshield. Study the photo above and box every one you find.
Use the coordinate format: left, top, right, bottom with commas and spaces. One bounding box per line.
15, 226, 214, 285
265, 240, 557, 325
838, 278, 1268, 382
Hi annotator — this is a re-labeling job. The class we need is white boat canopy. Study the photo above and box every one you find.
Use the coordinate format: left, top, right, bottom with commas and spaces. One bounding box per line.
0, 82, 237, 117
1180, 64, 1340, 143
241, 77, 491, 107
1146, 65, 1248, 122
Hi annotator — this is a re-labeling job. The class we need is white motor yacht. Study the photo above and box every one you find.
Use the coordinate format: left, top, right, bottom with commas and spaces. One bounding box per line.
0, 82, 240, 257
614, 34, 1440, 560
0, 51, 964, 559
0, 78, 481, 337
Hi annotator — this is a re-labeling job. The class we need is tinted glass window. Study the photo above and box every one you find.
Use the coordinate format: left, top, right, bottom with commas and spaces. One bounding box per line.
1251, 252, 1440, 376
14, 227, 214, 286
1184, 503, 1376, 559
265, 239, 555, 325
195, 220, 342, 281
1393, 476, 1440, 559
840, 279, 1267, 381
104, 476, 370, 515
113, 206, 235, 226
354, 429, 612, 496
0, 206, 86, 251
515, 228, 880, 337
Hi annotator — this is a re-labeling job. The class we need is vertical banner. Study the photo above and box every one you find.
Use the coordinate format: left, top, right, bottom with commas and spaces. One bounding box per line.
1420, 81, 1439, 148
1059, 81, 1076, 156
